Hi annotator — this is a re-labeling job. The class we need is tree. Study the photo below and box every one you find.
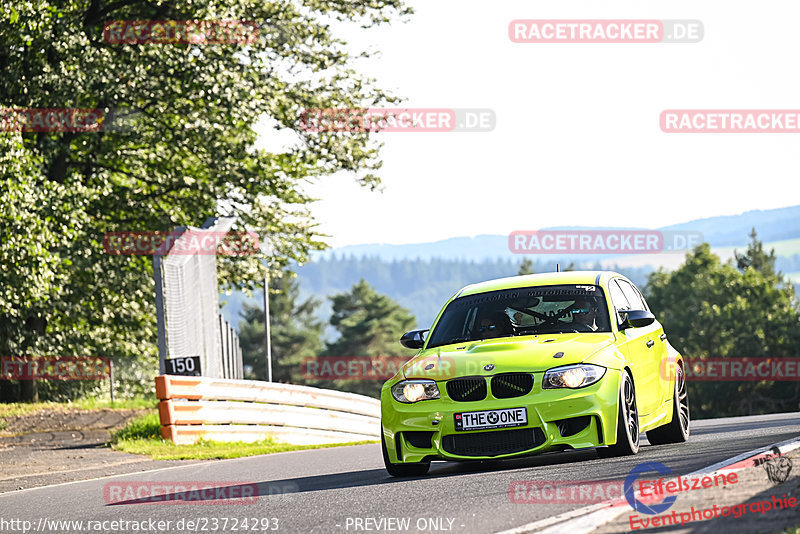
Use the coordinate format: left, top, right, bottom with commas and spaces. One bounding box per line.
735, 228, 779, 277
320, 280, 416, 397
518, 258, 535, 275
645, 241, 800, 418
237, 270, 323, 383
0, 0, 411, 400
0, 134, 59, 401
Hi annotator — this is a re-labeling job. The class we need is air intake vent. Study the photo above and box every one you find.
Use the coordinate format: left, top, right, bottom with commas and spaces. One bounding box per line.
446, 377, 487, 402
491, 373, 534, 399
555, 415, 592, 437
442, 428, 546, 457
403, 431, 434, 449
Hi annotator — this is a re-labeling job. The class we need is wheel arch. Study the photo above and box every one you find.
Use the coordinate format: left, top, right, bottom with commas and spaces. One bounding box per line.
600, 367, 631, 446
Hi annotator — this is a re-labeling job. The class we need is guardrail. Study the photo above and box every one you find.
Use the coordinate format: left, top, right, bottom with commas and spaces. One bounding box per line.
155, 375, 381, 445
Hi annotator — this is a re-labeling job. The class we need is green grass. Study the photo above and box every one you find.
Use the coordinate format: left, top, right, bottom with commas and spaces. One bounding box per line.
110, 412, 378, 460
0, 396, 156, 418
112, 436, 378, 460
110, 411, 162, 441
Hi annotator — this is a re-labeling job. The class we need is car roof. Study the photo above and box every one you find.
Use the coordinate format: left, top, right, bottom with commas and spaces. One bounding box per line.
455, 270, 625, 298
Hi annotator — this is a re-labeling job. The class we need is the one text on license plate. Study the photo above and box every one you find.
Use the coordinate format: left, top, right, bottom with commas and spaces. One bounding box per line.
456, 407, 527, 430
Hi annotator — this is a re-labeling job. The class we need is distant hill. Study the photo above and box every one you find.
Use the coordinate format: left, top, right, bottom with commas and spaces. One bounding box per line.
660, 205, 800, 246
314, 205, 800, 262
221, 257, 656, 334
294, 257, 657, 330
220, 205, 800, 334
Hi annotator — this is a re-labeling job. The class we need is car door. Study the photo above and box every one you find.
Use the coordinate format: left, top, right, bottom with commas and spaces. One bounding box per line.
615, 279, 662, 416
631, 283, 672, 406
606, 280, 643, 408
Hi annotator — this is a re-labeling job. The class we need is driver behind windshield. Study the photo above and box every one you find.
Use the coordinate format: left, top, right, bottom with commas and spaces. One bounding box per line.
476, 310, 513, 339
570, 298, 600, 331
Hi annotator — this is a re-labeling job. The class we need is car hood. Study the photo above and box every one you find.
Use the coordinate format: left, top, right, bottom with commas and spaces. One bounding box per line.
402, 333, 616, 380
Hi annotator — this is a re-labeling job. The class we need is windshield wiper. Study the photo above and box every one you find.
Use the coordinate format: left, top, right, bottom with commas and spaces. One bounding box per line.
513, 326, 548, 335
534, 328, 579, 334
513, 326, 569, 335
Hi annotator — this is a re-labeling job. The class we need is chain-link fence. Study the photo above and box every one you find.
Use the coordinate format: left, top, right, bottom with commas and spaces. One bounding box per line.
153, 217, 246, 379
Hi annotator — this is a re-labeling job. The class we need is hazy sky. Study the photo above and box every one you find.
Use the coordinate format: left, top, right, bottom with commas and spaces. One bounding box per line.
258, 0, 800, 248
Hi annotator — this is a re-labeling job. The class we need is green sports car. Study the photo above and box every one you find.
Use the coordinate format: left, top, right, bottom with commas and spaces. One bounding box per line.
380, 271, 690, 476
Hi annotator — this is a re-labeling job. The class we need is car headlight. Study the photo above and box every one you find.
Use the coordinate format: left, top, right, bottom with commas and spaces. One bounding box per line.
543, 364, 606, 389
391, 380, 440, 403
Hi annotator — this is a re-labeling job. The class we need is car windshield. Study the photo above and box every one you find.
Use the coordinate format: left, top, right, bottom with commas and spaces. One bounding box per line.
426, 284, 611, 348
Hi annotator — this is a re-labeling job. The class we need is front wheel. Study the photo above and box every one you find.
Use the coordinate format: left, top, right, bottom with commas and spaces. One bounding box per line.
646, 362, 690, 445
381, 434, 430, 477
598, 371, 640, 457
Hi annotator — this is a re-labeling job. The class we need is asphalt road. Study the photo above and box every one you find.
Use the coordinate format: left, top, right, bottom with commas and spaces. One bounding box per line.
1, 413, 798, 534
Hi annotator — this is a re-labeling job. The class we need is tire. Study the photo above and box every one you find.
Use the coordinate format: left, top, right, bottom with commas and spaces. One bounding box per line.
597, 371, 640, 457
381, 434, 430, 477
646, 362, 690, 445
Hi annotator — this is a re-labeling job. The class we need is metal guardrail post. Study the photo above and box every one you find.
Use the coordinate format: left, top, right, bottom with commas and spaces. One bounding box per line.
264, 275, 272, 382
153, 254, 167, 375
109, 359, 115, 403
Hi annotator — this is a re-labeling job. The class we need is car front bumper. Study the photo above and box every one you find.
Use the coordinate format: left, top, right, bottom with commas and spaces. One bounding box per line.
380, 369, 622, 463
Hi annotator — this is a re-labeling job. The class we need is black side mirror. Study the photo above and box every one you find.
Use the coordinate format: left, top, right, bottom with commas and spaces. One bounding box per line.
619, 310, 655, 330
400, 329, 428, 349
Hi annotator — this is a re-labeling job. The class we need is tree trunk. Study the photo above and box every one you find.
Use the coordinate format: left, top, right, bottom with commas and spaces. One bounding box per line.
20, 380, 38, 403
19, 314, 47, 403
0, 379, 16, 402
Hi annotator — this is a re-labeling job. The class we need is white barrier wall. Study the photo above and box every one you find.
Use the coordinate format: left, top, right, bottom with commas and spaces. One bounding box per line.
155, 375, 381, 445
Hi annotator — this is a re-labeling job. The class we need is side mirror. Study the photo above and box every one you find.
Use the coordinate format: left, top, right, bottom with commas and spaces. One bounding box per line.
400, 329, 428, 349
619, 310, 655, 330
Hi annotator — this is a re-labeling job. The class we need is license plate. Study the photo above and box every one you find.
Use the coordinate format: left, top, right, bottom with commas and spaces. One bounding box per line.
454, 407, 527, 431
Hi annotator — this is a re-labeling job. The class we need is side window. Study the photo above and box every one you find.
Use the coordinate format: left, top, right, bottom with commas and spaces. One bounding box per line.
607, 280, 630, 323
618, 280, 646, 311
632, 284, 650, 311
